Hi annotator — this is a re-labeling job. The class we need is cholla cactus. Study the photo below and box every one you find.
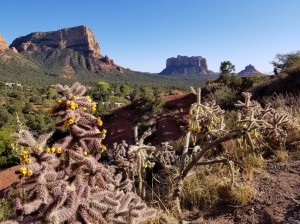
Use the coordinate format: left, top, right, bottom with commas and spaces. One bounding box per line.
7, 83, 155, 224
109, 126, 157, 198
235, 92, 289, 149
188, 87, 225, 145
154, 142, 176, 166
128, 126, 156, 197
172, 88, 291, 217
110, 140, 136, 180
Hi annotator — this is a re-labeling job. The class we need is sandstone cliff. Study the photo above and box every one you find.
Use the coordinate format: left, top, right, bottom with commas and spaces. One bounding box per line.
160, 55, 214, 76
11, 26, 100, 57
166, 55, 208, 69
0, 34, 8, 51
238, 64, 263, 77
9, 26, 122, 75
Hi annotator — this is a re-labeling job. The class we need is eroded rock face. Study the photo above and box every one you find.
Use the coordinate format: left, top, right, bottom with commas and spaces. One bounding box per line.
160, 55, 213, 76
166, 55, 208, 69
10, 26, 101, 57
238, 64, 263, 77
9, 26, 123, 74
0, 34, 8, 51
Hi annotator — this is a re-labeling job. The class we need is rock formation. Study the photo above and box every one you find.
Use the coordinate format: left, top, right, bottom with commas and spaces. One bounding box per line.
166, 55, 208, 69
11, 26, 100, 56
0, 34, 8, 51
238, 64, 263, 77
9, 25, 122, 74
160, 55, 214, 76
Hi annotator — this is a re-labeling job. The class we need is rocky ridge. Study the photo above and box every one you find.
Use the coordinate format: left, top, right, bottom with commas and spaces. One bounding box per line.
0, 34, 8, 51
238, 64, 263, 77
160, 55, 214, 76
9, 25, 122, 75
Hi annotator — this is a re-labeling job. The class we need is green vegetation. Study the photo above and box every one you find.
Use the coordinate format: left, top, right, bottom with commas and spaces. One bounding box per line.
1, 51, 300, 223
0, 49, 214, 89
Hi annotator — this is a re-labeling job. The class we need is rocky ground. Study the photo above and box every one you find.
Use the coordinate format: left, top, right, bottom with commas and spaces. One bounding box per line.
201, 160, 300, 224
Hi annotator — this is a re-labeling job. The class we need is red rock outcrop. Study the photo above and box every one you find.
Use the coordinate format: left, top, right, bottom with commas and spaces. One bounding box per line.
9, 26, 123, 74
166, 55, 208, 69
238, 64, 263, 77
10, 26, 101, 57
0, 34, 8, 51
160, 55, 214, 76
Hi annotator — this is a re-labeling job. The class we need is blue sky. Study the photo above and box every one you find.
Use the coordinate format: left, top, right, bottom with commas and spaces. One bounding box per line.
1, 0, 299, 73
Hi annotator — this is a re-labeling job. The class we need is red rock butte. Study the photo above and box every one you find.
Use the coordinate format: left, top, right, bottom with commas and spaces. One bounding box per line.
10, 25, 101, 57
166, 55, 208, 69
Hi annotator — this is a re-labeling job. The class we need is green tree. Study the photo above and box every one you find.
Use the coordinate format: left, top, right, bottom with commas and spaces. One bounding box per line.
220, 61, 236, 75
120, 84, 132, 96
272, 51, 300, 74
218, 61, 239, 86
46, 87, 57, 99
0, 125, 19, 167
0, 105, 12, 127
22, 102, 34, 114
93, 81, 110, 101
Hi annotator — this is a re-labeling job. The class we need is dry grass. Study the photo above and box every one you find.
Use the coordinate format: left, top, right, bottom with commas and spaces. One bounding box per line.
243, 153, 265, 181
274, 149, 289, 162
181, 165, 234, 210
140, 210, 179, 224
231, 183, 256, 206
0, 198, 15, 222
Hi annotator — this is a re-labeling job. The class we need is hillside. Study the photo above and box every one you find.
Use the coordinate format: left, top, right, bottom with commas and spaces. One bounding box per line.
0, 27, 217, 87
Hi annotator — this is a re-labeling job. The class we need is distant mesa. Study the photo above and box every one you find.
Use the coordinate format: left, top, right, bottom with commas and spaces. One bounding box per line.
160, 55, 214, 76
9, 25, 123, 75
238, 64, 263, 77
0, 34, 8, 51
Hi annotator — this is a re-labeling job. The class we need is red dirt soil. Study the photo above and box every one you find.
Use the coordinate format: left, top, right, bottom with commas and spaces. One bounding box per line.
103, 93, 196, 147
0, 165, 20, 191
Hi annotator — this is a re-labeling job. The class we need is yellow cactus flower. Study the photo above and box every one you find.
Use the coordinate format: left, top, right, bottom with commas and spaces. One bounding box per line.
66, 101, 71, 106
250, 130, 259, 138
36, 145, 42, 151
20, 167, 27, 173
91, 104, 97, 112
99, 138, 102, 143
101, 145, 107, 151
214, 117, 221, 123
26, 158, 31, 164
208, 126, 215, 131
198, 107, 204, 113
102, 129, 107, 134
97, 118, 103, 126
70, 105, 76, 110
45, 147, 51, 153
71, 95, 76, 100
51, 147, 56, 153
27, 170, 33, 176
57, 99, 62, 104
56, 148, 62, 154
83, 151, 88, 156
82, 107, 87, 111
